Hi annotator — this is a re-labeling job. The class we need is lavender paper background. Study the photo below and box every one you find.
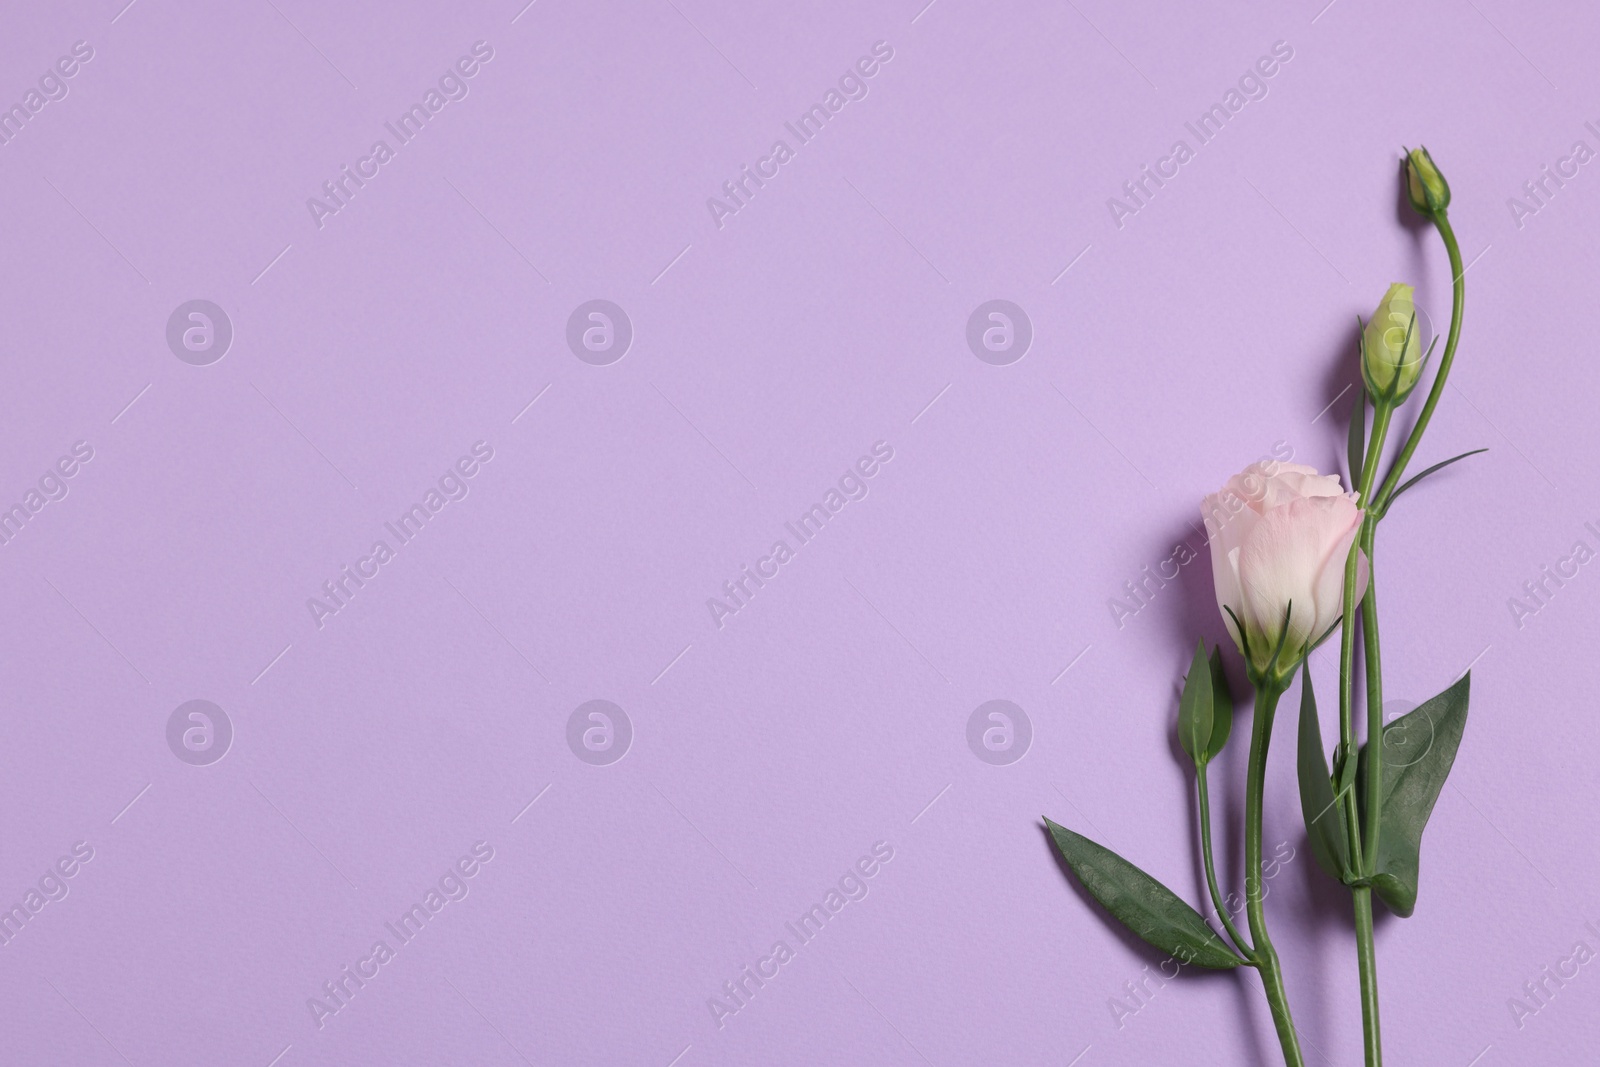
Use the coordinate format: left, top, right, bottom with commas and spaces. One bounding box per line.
3, 0, 1598, 1064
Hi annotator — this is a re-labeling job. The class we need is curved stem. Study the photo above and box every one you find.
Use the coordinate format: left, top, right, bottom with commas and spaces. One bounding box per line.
1196, 764, 1253, 959
1373, 212, 1465, 515
1245, 684, 1306, 1067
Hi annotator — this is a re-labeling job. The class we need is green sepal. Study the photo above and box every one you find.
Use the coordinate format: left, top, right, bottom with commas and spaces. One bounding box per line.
1045, 818, 1244, 969
1206, 647, 1234, 760
1178, 641, 1214, 766
1366, 673, 1472, 917
1295, 664, 1352, 881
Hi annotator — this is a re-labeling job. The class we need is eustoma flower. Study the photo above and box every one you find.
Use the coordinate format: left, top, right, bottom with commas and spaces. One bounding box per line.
1203, 463, 1368, 681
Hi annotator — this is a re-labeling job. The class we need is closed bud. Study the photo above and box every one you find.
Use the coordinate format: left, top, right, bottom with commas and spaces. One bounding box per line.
1362, 283, 1425, 402
1404, 146, 1450, 216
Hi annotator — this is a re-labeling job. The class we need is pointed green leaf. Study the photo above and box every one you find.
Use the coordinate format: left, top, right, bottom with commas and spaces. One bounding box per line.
1384, 448, 1488, 510
1295, 665, 1351, 880
1206, 647, 1234, 759
1177, 641, 1214, 765
1347, 388, 1367, 493
1044, 818, 1243, 968
1369, 673, 1471, 917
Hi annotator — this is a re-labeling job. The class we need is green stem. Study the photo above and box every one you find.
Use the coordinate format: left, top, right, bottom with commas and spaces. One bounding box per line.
1353, 886, 1383, 1067
1373, 212, 1465, 515
1245, 683, 1305, 1067
1196, 764, 1253, 958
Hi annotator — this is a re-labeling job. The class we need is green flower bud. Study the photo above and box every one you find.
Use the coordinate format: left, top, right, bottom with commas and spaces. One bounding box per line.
1404, 146, 1450, 216
1362, 283, 1425, 402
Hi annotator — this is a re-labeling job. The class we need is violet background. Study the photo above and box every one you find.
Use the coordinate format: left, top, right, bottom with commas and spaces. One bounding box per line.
2, 0, 1597, 1064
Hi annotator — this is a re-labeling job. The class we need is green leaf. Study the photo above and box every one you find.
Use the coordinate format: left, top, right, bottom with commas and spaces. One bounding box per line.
1384, 449, 1488, 510
1177, 641, 1214, 765
1368, 672, 1471, 917
1295, 665, 1351, 880
1044, 818, 1244, 969
1206, 647, 1234, 759
1347, 387, 1367, 493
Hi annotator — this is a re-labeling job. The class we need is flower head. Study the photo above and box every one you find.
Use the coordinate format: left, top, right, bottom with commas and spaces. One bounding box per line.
1202, 462, 1368, 682
1362, 283, 1427, 402
1404, 146, 1450, 216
